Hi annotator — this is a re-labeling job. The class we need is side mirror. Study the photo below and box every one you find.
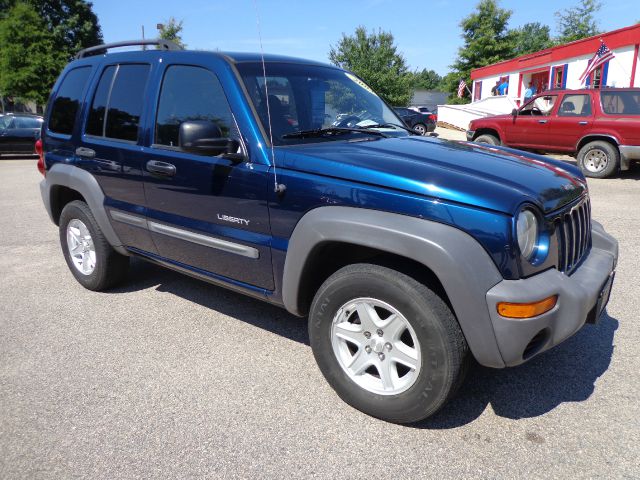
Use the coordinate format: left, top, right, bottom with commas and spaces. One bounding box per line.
179, 120, 243, 160
511, 108, 518, 117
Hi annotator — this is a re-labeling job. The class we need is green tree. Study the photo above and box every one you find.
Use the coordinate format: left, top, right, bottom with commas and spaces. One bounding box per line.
448, 0, 515, 104
1, 0, 102, 58
555, 0, 602, 43
0, 3, 65, 104
158, 17, 185, 48
511, 22, 553, 56
410, 69, 442, 90
329, 26, 411, 106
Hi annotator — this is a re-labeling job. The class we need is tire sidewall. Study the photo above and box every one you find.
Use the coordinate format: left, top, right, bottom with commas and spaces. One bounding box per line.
414, 123, 427, 136
59, 201, 107, 290
578, 142, 618, 178
309, 267, 456, 423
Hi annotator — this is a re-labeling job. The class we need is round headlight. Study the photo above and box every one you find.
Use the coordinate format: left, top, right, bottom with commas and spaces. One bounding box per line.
517, 209, 538, 260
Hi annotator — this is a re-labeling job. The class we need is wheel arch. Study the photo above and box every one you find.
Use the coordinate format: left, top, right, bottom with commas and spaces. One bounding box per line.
473, 127, 501, 143
576, 134, 620, 152
282, 206, 507, 368
40, 163, 128, 255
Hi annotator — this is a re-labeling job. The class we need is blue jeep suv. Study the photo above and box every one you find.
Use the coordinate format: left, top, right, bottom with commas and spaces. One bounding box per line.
38, 40, 618, 423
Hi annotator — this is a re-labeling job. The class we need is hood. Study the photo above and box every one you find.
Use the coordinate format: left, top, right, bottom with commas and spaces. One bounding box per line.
278, 136, 587, 214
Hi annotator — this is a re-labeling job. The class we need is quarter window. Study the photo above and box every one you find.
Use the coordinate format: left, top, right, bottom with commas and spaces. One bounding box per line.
155, 65, 238, 150
601, 91, 640, 115
49, 66, 91, 135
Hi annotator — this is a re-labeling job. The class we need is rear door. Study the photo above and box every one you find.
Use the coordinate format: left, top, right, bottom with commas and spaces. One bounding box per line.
77, 63, 157, 253
546, 93, 594, 151
141, 62, 274, 290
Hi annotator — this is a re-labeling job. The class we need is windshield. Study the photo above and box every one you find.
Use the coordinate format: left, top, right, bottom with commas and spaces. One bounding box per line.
236, 62, 407, 145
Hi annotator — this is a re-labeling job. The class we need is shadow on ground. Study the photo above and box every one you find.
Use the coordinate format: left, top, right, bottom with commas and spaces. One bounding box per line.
111, 257, 618, 427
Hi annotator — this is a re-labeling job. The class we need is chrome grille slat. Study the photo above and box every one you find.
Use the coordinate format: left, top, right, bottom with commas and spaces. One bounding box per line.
556, 196, 591, 274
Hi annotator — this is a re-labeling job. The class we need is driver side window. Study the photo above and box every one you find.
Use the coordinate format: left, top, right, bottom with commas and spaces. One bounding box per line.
155, 65, 238, 151
519, 95, 558, 116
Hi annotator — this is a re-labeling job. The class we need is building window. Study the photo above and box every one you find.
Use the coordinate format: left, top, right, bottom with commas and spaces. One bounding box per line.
553, 65, 565, 89
473, 81, 482, 101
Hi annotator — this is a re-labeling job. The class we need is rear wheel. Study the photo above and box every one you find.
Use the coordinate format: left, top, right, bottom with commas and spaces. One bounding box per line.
413, 123, 428, 136
474, 134, 500, 145
309, 263, 469, 424
577, 141, 619, 178
59, 200, 129, 291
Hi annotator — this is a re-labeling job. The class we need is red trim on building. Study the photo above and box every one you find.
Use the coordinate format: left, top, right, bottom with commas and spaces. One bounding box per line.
471, 23, 640, 80
631, 44, 639, 87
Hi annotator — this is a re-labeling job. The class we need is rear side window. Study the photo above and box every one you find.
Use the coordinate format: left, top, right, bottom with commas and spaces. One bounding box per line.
601, 91, 640, 115
85, 64, 150, 141
155, 65, 238, 148
49, 66, 91, 134
558, 94, 591, 116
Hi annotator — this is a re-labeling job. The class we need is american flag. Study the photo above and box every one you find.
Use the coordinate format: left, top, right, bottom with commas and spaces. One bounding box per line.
457, 79, 467, 98
579, 42, 615, 83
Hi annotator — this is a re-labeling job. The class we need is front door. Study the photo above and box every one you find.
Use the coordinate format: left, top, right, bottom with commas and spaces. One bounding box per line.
141, 64, 274, 290
505, 94, 558, 148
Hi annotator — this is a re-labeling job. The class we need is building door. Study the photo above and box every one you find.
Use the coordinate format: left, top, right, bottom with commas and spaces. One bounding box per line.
530, 71, 549, 94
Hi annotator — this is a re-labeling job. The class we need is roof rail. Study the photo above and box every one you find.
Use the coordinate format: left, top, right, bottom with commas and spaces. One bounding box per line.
75, 39, 183, 59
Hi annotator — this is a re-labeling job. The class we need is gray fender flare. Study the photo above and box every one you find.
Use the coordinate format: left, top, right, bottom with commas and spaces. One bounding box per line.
282, 206, 506, 368
40, 163, 128, 255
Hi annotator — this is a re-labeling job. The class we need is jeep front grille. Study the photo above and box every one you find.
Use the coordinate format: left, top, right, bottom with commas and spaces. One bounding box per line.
556, 196, 591, 274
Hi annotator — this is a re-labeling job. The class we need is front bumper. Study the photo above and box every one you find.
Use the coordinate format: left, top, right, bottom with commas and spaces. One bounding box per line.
466, 130, 475, 141
485, 220, 618, 366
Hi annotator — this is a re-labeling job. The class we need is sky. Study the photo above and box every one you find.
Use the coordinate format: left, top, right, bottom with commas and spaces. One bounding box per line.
92, 0, 636, 76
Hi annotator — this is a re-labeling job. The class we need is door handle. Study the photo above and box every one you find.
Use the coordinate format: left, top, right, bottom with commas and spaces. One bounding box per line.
146, 160, 176, 176
75, 147, 96, 158
538, 120, 548, 124
578, 121, 588, 125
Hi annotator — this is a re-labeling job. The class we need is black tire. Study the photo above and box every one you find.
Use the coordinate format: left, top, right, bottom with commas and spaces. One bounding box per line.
309, 263, 469, 424
59, 200, 129, 291
577, 141, 619, 179
413, 123, 428, 136
474, 134, 500, 145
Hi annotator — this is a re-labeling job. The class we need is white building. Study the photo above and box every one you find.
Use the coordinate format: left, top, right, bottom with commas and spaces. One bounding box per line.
471, 23, 640, 105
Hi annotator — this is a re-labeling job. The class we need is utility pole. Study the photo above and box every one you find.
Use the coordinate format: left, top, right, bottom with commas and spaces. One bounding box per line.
141, 25, 146, 50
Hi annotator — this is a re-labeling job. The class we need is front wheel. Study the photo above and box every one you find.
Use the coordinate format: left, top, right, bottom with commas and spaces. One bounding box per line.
474, 134, 500, 145
309, 264, 469, 424
577, 141, 619, 178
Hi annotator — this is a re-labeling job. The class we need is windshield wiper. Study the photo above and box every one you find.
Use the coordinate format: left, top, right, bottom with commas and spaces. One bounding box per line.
281, 127, 387, 139
358, 123, 418, 134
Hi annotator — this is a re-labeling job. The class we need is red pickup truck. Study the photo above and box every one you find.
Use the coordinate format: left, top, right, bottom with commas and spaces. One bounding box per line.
467, 88, 640, 178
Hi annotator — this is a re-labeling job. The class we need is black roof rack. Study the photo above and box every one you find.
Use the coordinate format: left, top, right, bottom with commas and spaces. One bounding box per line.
75, 39, 183, 59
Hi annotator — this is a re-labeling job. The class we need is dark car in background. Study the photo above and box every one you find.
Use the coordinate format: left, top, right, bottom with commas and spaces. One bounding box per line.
393, 107, 436, 135
0, 113, 43, 156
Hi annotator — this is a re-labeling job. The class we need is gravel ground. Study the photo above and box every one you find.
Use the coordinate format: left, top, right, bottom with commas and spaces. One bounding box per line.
0, 156, 639, 479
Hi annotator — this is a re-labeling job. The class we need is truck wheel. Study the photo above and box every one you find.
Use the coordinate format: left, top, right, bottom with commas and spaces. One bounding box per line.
59, 200, 129, 291
577, 141, 619, 178
474, 134, 499, 145
413, 123, 427, 136
308, 263, 469, 424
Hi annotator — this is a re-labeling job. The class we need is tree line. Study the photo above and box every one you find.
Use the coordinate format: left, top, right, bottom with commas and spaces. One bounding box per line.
0, 0, 604, 109
331, 0, 603, 106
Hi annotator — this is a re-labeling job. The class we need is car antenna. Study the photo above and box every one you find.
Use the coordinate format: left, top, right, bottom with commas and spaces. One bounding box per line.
253, 0, 286, 195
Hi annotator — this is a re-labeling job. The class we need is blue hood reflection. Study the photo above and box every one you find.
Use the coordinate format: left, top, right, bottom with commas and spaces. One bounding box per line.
278, 136, 586, 214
